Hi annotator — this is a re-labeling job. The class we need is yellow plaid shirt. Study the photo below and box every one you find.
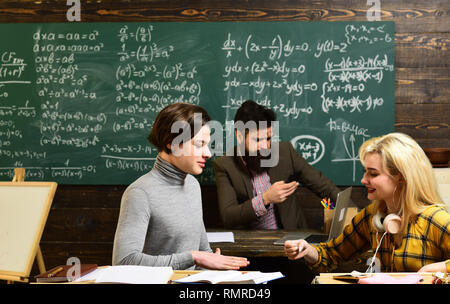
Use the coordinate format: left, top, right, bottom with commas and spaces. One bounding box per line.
311, 204, 450, 273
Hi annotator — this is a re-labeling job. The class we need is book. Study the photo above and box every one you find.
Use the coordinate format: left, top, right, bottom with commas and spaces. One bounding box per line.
173, 270, 284, 284
34, 264, 98, 283
92, 266, 174, 284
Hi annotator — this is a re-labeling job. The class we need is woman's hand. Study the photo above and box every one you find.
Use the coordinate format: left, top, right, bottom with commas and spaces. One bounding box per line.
191, 248, 249, 270
284, 239, 319, 265
418, 261, 446, 273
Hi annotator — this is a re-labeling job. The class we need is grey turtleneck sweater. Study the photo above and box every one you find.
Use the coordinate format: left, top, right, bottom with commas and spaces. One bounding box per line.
112, 155, 212, 270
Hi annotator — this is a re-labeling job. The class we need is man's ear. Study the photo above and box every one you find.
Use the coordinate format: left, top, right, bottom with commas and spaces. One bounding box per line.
235, 130, 244, 144
235, 130, 246, 157
167, 142, 183, 156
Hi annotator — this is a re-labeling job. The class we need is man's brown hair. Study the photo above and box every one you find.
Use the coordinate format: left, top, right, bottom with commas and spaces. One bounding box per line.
148, 103, 211, 154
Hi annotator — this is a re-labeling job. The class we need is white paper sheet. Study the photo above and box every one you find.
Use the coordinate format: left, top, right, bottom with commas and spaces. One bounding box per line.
74, 268, 105, 282
207, 232, 235, 243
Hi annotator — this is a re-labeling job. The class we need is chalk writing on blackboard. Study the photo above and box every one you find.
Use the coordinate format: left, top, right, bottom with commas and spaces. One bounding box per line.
331, 134, 361, 182
290, 135, 325, 165
0, 22, 394, 185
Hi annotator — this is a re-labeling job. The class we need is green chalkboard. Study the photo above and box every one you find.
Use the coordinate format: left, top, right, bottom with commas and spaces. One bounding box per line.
0, 21, 394, 185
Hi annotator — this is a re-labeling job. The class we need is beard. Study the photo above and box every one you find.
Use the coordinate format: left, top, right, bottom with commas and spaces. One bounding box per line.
241, 148, 272, 174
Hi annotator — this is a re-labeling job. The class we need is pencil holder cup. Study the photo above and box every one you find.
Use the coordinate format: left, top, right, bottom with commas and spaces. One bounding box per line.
323, 209, 334, 234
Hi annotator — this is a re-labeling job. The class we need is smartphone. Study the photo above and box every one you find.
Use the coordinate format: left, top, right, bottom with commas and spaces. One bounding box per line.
286, 172, 301, 183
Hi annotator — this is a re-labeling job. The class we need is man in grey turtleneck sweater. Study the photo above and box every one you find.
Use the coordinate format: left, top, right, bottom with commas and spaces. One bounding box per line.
112, 156, 212, 270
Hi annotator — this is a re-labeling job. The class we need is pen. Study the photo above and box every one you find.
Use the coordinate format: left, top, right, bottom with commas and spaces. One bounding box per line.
48, 266, 63, 278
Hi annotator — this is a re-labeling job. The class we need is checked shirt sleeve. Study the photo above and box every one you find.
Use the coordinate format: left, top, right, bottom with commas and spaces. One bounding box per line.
251, 194, 267, 217
309, 206, 373, 274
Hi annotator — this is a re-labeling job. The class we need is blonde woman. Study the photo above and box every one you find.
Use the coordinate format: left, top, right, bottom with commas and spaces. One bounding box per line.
285, 132, 449, 273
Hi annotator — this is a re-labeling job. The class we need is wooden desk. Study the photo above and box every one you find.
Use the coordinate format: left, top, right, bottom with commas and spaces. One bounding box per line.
207, 229, 322, 258
170, 270, 200, 282
313, 272, 435, 284
207, 229, 374, 276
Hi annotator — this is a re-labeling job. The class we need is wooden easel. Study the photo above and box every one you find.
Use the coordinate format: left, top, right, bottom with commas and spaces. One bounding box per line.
6, 168, 47, 283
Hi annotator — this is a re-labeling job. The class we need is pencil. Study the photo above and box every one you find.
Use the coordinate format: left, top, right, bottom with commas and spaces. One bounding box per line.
48, 266, 63, 278
320, 199, 328, 209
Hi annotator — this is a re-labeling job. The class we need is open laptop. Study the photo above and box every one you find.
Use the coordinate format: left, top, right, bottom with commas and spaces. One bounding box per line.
274, 187, 354, 245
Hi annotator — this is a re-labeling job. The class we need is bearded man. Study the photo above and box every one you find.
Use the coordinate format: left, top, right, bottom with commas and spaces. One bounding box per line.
213, 100, 340, 229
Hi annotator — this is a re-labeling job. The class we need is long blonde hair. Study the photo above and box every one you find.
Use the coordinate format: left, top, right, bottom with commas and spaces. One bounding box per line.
359, 133, 444, 235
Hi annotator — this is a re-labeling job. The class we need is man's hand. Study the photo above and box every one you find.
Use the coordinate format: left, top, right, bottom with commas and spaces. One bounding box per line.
262, 181, 299, 205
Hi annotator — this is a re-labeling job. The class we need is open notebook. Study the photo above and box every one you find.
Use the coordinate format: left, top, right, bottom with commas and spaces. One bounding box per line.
173, 270, 284, 284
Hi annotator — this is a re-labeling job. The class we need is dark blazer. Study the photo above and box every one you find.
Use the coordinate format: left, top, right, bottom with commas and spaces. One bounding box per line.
213, 141, 340, 229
